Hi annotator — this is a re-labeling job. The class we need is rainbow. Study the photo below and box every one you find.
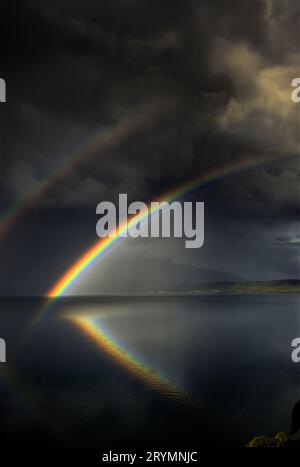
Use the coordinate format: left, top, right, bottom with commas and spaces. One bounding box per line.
0, 101, 163, 239
34, 152, 293, 398
70, 315, 184, 398
47, 154, 271, 298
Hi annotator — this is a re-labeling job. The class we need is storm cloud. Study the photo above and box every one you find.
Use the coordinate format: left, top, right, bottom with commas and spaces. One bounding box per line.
0, 0, 299, 294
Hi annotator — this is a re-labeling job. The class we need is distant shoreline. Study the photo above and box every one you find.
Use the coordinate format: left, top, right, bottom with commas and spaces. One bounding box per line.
2, 280, 299, 298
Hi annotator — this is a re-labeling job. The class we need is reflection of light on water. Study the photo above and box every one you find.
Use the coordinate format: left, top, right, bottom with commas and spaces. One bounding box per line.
71, 315, 187, 400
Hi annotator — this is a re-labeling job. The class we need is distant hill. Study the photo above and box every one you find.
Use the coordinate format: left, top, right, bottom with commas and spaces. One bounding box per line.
84, 258, 245, 294
2, 256, 299, 296
202, 280, 300, 294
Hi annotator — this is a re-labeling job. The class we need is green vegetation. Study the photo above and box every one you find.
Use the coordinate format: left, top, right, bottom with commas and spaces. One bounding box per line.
190, 280, 300, 295
246, 432, 300, 448
228, 280, 300, 294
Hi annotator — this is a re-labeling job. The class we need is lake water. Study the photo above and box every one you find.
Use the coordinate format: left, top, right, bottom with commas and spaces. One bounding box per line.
0, 295, 299, 447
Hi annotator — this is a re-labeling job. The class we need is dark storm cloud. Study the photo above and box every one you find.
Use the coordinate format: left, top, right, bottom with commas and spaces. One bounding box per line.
2, 0, 298, 206
1, 0, 270, 115
0, 0, 299, 293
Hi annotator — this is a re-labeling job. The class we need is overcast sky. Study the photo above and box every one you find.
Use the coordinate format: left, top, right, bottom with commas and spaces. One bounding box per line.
0, 0, 299, 295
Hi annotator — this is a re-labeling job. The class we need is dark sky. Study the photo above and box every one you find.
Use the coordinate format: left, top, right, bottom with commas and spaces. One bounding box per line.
0, 0, 299, 295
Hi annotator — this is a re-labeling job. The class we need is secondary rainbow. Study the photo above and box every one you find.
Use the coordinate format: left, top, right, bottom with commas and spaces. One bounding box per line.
0, 101, 162, 239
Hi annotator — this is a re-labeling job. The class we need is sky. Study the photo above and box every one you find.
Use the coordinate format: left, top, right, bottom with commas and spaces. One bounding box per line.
0, 0, 299, 295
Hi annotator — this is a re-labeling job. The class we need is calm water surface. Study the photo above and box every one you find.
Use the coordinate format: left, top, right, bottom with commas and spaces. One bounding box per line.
0, 295, 299, 447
